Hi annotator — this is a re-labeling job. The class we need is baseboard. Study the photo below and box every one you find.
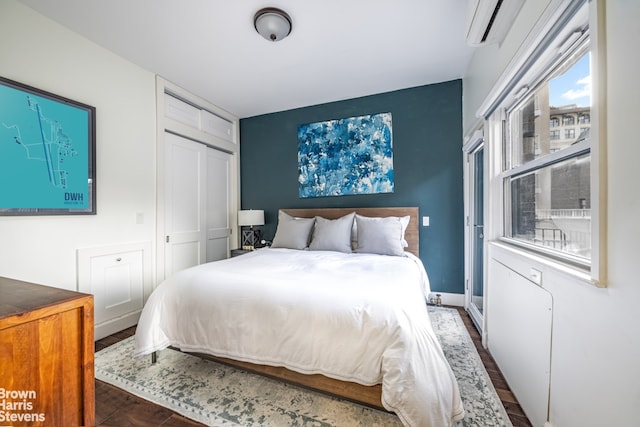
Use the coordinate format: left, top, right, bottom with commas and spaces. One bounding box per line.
427, 291, 465, 307
95, 311, 141, 341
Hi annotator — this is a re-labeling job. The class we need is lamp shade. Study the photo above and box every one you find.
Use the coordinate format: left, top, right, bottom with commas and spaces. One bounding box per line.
254, 8, 292, 42
238, 209, 265, 226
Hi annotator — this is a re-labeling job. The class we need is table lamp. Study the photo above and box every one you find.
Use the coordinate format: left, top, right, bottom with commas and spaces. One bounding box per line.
238, 209, 265, 250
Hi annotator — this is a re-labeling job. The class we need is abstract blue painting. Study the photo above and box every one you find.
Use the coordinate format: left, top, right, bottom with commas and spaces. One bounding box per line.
297, 112, 393, 198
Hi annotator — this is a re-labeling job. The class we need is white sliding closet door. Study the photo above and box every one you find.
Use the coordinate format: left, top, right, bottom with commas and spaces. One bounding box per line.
164, 132, 231, 277
164, 132, 206, 275
206, 147, 232, 262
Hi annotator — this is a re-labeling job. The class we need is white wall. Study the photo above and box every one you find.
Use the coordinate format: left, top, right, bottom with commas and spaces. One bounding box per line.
0, 1, 157, 290
463, 1, 640, 426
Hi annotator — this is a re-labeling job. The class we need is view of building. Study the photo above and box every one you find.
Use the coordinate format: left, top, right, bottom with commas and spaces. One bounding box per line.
510, 77, 591, 259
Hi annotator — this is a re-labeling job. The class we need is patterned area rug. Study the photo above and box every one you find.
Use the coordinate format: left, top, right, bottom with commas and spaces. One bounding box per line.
431, 307, 512, 427
95, 306, 511, 426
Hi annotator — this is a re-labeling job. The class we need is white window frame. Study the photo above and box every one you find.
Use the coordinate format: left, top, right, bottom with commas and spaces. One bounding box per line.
476, 0, 607, 286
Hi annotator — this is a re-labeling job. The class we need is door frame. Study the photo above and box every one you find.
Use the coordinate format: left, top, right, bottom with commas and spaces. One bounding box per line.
463, 127, 486, 336
155, 77, 240, 286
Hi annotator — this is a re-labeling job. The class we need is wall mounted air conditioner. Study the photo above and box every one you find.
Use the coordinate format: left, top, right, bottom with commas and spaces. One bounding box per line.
466, 0, 525, 46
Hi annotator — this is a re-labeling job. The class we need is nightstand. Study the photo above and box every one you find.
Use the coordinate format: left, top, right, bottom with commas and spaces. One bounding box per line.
231, 249, 252, 257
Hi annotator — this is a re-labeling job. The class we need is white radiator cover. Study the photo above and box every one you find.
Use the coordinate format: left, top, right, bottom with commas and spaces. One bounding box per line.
487, 258, 553, 427
77, 242, 153, 340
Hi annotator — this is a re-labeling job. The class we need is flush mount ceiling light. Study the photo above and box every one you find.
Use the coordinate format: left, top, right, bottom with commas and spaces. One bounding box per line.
254, 7, 292, 42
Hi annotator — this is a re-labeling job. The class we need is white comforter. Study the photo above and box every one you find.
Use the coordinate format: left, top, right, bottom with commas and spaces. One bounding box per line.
135, 248, 465, 427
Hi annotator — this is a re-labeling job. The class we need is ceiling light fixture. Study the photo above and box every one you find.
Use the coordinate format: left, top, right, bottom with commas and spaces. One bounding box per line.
254, 7, 292, 42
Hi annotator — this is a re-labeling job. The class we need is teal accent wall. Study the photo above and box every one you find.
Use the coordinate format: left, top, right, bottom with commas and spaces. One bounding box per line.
239, 80, 464, 294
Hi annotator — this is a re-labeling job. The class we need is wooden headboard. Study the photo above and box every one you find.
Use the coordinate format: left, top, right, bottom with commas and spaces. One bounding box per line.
281, 207, 419, 257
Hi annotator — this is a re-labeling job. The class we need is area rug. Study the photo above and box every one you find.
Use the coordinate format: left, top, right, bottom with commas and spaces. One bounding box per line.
95, 306, 512, 426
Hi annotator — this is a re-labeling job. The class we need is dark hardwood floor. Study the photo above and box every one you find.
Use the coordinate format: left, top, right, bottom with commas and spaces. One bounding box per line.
95, 308, 532, 426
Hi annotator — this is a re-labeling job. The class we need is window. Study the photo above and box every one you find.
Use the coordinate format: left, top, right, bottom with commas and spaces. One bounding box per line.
504, 45, 591, 263
477, 0, 604, 281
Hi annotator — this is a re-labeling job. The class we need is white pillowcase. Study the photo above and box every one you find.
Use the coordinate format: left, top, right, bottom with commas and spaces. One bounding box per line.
271, 211, 315, 250
309, 212, 355, 253
351, 214, 410, 249
399, 215, 410, 248
353, 214, 407, 256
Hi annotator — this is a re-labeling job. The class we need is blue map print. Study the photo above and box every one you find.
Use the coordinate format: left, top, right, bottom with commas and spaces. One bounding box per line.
297, 112, 393, 198
0, 83, 90, 211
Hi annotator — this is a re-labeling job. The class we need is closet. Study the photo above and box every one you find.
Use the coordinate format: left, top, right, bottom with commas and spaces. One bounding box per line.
157, 77, 240, 282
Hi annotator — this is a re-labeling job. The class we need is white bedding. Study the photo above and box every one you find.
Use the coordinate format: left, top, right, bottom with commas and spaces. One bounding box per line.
135, 248, 465, 427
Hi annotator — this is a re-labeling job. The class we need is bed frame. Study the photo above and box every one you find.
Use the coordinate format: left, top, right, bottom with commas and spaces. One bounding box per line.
282, 206, 419, 258
158, 207, 420, 411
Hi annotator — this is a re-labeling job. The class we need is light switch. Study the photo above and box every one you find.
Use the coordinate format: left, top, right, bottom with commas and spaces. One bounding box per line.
136, 212, 144, 224
422, 216, 430, 227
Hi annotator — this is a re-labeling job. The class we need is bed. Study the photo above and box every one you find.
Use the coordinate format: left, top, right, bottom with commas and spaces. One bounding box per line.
135, 207, 464, 427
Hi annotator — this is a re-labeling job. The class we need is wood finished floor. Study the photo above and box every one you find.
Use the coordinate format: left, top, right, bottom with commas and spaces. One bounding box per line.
94, 307, 532, 427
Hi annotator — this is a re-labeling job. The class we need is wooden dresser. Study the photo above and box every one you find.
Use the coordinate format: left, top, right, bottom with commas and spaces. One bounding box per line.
0, 277, 94, 427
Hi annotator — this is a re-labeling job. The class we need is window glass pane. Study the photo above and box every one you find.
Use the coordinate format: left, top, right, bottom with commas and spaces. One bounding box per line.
509, 153, 591, 259
509, 51, 591, 168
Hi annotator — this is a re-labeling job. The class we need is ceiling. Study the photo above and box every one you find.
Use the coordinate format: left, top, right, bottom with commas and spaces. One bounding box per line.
18, 0, 476, 119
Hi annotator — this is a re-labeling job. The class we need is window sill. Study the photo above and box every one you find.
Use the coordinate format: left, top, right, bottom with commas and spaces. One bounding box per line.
489, 239, 603, 288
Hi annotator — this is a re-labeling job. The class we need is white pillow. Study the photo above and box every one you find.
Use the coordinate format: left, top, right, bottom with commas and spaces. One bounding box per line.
354, 214, 406, 256
309, 212, 355, 253
271, 211, 315, 250
351, 214, 410, 249
399, 215, 410, 248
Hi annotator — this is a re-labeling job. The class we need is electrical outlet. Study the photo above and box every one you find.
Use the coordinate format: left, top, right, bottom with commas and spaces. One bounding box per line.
422, 216, 430, 227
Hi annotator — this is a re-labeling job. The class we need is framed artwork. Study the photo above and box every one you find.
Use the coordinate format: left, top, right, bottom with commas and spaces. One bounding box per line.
297, 112, 393, 198
0, 77, 96, 215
